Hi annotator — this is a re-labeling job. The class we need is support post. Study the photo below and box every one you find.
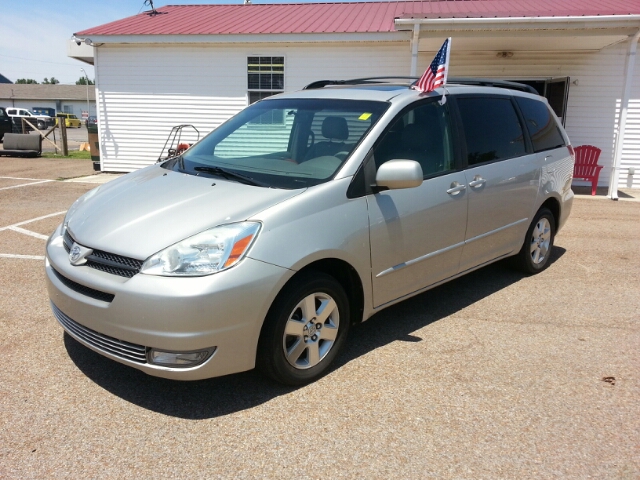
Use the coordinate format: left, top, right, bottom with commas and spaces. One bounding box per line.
410, 23, 421, 77
60, 121, 68, 156
608, 29, 640, 200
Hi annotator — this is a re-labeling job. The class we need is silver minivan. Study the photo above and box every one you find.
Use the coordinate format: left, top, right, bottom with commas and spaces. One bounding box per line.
46, 79, 575, 385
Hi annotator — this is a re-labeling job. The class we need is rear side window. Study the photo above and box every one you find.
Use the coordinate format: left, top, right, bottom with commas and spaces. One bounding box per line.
456, 97, 526, 166
515, 96, 566, 152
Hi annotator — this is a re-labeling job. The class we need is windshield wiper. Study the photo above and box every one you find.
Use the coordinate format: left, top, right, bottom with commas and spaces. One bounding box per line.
193, 166, 269, 187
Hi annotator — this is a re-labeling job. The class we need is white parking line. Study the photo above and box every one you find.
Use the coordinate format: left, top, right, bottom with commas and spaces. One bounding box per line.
0, 254, 45, 260
0, 211, 66, 261
0, 176, 50, 181
9, 226, 50, 240
0, 180, 53, 191
0, 210, 66, 233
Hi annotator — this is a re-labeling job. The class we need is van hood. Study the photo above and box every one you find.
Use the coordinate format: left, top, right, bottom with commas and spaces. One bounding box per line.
65, 165, 303, 259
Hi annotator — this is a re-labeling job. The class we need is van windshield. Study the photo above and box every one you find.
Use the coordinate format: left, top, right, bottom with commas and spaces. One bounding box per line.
163, 98, 388, 189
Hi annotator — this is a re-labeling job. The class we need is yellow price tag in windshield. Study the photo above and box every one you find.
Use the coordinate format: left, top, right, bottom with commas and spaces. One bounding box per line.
359, 113, 372, 120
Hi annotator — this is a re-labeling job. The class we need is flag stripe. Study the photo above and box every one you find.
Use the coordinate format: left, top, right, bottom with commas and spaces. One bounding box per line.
413, 38, 451, 93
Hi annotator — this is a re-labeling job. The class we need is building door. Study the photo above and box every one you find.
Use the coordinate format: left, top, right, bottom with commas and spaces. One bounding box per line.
507, 78, 570, 126
546, 78, 570, 126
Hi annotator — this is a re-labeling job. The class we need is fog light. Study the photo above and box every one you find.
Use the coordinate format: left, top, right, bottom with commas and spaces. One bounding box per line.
147, 348, 215, 368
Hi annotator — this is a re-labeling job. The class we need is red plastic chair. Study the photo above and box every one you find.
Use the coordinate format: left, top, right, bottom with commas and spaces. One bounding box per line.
573, 145, 603, 196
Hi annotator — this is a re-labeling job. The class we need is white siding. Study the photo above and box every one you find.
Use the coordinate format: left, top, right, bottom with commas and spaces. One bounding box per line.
620, 98, 640, 189
95, 39, 640, 189
95, 42, 409, 171
8, 100, 56, 111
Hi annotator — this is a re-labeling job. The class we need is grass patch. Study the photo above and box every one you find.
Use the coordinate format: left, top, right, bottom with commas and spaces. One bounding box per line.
42, 150, 92, 160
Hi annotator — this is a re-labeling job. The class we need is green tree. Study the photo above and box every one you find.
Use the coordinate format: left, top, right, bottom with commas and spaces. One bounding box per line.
42, 77, 60, 84
76, 77, 95, 85
16, 78, 38, 84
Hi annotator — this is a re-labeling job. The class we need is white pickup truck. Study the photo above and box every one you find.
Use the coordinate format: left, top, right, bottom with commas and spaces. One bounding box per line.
5, 108, 55, 130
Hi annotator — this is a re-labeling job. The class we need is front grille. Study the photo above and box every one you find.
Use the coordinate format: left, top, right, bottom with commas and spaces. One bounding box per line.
51, 302, 148, 364
86, 250, 143, 278
63, 230, 143, 278
63, 229, 73, 252
51, 267, 115, 303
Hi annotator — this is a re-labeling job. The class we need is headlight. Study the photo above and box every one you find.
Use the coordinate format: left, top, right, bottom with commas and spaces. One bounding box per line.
140, 222, 261, 277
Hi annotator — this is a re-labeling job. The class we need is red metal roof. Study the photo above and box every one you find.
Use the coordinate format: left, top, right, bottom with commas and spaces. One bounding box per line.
76, 1, 640, 36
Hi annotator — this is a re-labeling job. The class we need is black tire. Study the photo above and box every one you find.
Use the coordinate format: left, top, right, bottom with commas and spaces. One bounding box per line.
511, 207, 556, 274
37, 121, 44, 130
257, 271, 350, 386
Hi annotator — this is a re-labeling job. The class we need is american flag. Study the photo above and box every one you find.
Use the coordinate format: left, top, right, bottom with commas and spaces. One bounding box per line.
414, 38, 451, 93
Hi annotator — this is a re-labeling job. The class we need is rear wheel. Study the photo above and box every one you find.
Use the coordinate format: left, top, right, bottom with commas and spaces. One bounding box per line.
257, 272, 350, 385
512, 207, 556, 274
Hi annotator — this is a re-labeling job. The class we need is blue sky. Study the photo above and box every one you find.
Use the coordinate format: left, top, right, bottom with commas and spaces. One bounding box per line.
1, 0, 314, 85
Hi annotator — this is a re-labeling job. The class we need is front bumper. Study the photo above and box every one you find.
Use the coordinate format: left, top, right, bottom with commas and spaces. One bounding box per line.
45, 225, 293, 380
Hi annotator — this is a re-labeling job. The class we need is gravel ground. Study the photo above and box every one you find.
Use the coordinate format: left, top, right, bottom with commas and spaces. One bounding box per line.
0, 157, 638, 479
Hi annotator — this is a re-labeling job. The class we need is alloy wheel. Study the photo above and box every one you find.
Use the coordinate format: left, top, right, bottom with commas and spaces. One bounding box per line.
530, 217, 551, 265
282, 292, 339, 369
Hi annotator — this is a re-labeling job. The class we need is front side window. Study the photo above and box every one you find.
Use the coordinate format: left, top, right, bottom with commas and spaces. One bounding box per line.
164, 98, 388, 189
456, 96, 526, 166
373, 100, 454, 177
515, 96, 566, 152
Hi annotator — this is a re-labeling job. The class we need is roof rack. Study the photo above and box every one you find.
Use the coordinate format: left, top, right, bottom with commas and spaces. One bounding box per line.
303, 76, 539, 95
303, 77, 418, 90
447, 78, 538, 94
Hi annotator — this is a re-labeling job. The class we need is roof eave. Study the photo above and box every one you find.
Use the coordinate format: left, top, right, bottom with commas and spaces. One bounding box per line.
394, 15, 640, 33
72, 31, 410, 46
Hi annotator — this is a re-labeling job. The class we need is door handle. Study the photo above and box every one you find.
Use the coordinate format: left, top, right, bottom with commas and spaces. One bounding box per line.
446, 182, 466, 195
468, 175, 486, 188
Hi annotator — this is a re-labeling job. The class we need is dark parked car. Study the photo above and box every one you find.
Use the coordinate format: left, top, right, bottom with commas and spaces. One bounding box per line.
32, 107, 56, 118
0, 107, 12, 141
85, 116, 97, 128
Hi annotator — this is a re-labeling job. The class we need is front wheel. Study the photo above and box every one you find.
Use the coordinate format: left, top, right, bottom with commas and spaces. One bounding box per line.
511, 207, 556, 274
257, 272, 350, 385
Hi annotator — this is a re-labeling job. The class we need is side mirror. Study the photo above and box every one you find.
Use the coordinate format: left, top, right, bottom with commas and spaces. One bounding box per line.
375, 160, 423, 190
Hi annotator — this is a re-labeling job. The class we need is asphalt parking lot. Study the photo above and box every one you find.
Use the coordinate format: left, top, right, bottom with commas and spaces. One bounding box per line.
1, 156, 638, 478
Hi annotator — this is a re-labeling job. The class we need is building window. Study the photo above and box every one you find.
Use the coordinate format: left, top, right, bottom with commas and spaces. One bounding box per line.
248, 56, 284, 124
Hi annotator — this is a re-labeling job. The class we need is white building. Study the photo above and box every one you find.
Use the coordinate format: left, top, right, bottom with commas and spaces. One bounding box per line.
71, 1, 640, 194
